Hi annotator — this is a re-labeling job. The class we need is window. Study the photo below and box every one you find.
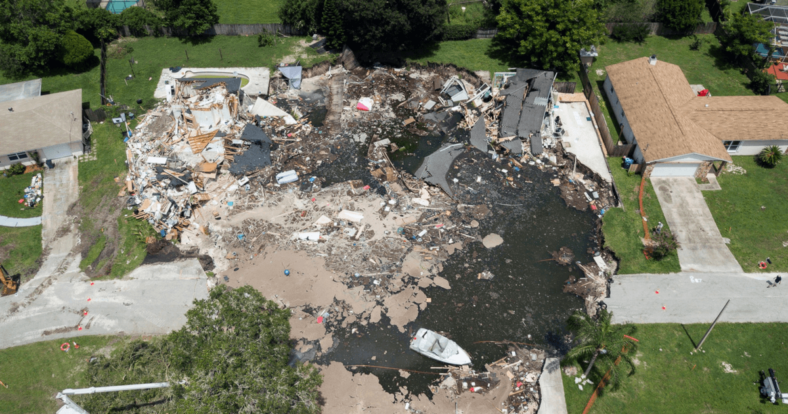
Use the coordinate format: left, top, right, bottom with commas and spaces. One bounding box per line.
723, 141, 741, 153
7, 152, 28, 161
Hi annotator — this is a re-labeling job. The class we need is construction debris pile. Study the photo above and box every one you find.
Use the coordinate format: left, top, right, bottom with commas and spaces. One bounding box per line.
433, 345, 547, 414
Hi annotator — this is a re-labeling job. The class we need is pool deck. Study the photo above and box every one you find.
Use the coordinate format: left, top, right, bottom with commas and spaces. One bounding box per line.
154, 67, 270, 99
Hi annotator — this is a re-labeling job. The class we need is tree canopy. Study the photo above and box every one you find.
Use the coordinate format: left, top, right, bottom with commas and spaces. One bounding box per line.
564, 309, 638, 390
656, 0, 703, 33
0, 0, 78, 75
321, 0, 346, 50
721, 12, 774, 63
496, 0, 605, 74
154, 0, 219, 35
77, 285, 323, 413
60, 30, 94, 67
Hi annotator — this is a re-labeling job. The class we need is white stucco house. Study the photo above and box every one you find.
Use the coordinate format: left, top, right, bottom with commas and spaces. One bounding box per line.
0, 80, 89, 171
604, 56, 788, 177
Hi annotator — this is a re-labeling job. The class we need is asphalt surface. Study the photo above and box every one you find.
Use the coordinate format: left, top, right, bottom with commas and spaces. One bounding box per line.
0, 259, 209, 349
607, 272, 788, 324
651, 177, 743, 273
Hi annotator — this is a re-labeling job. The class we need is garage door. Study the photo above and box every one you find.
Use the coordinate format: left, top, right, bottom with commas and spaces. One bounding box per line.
651, 163, 700, 177
41, 143, 73, 160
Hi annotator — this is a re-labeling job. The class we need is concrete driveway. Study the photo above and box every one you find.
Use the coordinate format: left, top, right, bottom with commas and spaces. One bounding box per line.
607, 272, 788, 324
0, 259, 209, 349
651, 177, 742, 273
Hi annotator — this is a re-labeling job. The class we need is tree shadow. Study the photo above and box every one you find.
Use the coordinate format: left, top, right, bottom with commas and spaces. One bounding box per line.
175, 35, 217, 47
681, 324, 698, 348
485, 37, 525, 70
706, 43, 741, 72
399, 42, 442, 63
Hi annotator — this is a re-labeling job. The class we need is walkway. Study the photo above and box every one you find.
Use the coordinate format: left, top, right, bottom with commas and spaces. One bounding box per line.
0, 259, 209, 349
0, 215, 41, 227
651, 177, 742, 273
538, 358, 568, 414
41, 158, 79, 246
607, 272, 788, 324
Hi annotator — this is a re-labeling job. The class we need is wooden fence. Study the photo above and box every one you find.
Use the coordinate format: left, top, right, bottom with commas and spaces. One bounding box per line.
553, 82, 577, 93
604, 22, 717, 36
118, 23, 305, 38
83, 108, 107, 123
474, 28, 498, 39
609, 144, 635, 157
578, 68, 616, 155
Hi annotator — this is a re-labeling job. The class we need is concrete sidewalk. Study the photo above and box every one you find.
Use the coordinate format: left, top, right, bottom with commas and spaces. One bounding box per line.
0, 215, 41, 227
607, 272, 788, 324
555, 100, 612, 184
651, 178, 742, 273
0, 259, 209, 349
538, 358, 568, 414
41, 158, 78, 246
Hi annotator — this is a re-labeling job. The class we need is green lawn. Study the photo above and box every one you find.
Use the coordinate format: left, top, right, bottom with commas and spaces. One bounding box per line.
704, 156, 788, 273
214, 0, 285, 24
0, 336, 119, 414
0, 172, 44, 278
406, 38, 513, 76
588, 35, 753, 145
603, 158, 680, 274
447, 2, 489, 27
564, 323, 788, 413
0, 172, 43, 218
0, 35, 332, 113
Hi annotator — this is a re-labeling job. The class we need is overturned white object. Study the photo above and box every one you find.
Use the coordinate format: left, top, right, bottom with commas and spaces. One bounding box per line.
357, 97, 374, 111
314, 215, 332, 227
337, 210, 364, 223
146, 156, 168, 165
283, 115, 297, 125
412, 198, 430, 206
249, 97, 288, 118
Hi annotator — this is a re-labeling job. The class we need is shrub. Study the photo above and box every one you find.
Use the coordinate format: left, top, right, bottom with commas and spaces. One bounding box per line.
611, 24, 650, 43
257, 29, 275, 47
60, 30, 94, 67
443, 24, 478, 41
8, 163, 26, 176
749, 70, 775, 95
119, 6, 162, 36
650, 231, 679, 260
758, 145, 784, 168
689, 34, 704, 50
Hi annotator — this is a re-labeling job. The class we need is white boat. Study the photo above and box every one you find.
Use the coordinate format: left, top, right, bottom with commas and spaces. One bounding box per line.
409, 328, 472, 365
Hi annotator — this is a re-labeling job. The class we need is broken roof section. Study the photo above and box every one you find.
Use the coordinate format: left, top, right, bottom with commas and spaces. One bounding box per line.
470, 117, 487, 152
414, 143, 464, 197
499, 69, 556, 155
278, 66, 303, 89
177, 77, 243, 95
229, 125, 272, 175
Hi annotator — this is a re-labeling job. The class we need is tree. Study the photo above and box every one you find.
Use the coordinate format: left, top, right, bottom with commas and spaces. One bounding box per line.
749, 70, 775, 96
656, 0, 703, 33
339, 0, 447, 61
76, 7, 119, 44
720, 13, 774, 63
496, 0, 605, 74
759, 145, 783, 168
119, 6, 163, 37
0, 0, 77, 75
154, 0, 219, 35
321, 0, 345, 50
279, 0, 323, 35
565, 309, 638, 390
77, 286, 323, 413
60, 30, 94, 67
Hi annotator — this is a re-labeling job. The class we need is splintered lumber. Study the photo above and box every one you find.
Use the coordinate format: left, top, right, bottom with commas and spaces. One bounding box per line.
189, 130, 218, 154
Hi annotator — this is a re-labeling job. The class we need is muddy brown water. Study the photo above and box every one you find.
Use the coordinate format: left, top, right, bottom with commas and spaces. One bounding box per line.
312, 139, 597, 396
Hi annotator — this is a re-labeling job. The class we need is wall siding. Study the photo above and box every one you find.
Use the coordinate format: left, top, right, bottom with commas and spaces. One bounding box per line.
603, 76, 641, 161
729, 140, 788, 156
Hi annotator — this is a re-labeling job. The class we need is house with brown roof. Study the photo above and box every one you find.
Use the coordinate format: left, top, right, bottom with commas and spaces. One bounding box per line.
604, 56, 788, 177
0, 85, 89, 171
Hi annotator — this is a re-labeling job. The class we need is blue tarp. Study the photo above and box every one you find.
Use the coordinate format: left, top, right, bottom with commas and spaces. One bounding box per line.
754, 43, 786, 59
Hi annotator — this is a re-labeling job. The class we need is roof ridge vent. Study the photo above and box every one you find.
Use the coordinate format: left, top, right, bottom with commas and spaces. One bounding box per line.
649, 54, 657, 66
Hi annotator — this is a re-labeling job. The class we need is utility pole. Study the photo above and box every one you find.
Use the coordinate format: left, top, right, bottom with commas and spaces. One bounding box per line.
696, 299, 730, 350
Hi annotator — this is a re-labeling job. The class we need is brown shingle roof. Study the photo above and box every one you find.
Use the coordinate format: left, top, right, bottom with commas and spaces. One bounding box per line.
682, 95, 788, 141
0, 89, 83, 155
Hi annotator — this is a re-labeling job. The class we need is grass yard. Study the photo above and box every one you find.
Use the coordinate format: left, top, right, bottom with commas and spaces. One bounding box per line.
214, 0, 285, 24
0, 172, 44, 278
0, 172, 43, 219
704, 156, 788, 273
602, 158, 680, 274
447, 2, 489, 27
406, 39, 514, 77
586, 35, 753, 145
0, 35, 332, 113
563, 323, 788, 413
0, 336, 119, 414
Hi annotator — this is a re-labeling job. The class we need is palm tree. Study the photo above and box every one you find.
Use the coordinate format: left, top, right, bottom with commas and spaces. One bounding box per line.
565, 309, 638, 390
759, 145, 783, 168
